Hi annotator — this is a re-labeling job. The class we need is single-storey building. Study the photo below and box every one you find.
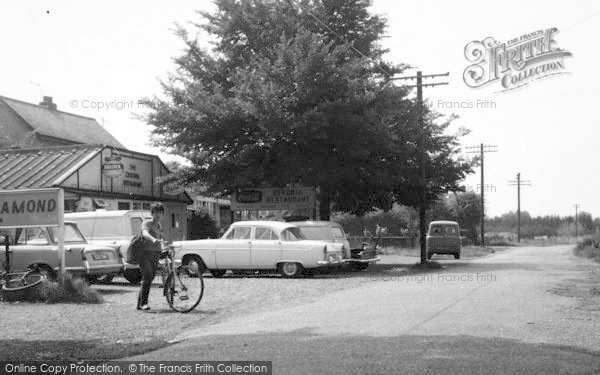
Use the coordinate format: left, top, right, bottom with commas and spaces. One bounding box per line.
0, 144, 192, 241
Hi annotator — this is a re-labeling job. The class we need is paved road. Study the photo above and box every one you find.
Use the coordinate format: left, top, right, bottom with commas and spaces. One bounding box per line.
129, 246, 600, 374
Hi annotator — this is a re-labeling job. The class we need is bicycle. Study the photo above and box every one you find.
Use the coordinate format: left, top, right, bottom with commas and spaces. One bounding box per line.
1, 236, 45, 301
159, 242, 204, 313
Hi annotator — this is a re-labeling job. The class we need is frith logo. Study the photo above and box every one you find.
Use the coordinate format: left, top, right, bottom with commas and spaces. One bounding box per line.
463, 28, 573, 92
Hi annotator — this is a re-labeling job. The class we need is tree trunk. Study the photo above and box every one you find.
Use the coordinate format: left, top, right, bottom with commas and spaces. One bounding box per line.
318, 186, 331, 221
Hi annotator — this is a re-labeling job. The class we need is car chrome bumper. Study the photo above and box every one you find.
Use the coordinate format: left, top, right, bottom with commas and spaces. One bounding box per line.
317, 257, 343, 265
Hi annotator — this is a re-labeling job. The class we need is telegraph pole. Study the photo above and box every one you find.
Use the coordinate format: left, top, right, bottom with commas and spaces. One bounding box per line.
466, 144, 498, 247
574, 204, 580, 238
508, 173, 531, 242
392, 71, 449, 264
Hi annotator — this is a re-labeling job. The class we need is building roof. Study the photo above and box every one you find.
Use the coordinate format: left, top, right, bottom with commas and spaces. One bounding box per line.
0, 144, 101, 190
0, 144, 191, 203
0, 96, 124, 148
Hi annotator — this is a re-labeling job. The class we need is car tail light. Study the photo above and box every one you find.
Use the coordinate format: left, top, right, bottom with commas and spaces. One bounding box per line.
323, 245, 328, 260
115, 246, 123, 259
80, 249, 87, 261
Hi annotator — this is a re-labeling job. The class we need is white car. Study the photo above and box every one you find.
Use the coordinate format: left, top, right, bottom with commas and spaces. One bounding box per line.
174, 221, 344, 277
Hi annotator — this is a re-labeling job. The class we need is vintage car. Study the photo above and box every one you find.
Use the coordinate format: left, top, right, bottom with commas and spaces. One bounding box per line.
173, 221, 345, 277
426, 220, 462, 260
290, 220, 380, 270
0, 222, 123, 281
65, 210, 152, 284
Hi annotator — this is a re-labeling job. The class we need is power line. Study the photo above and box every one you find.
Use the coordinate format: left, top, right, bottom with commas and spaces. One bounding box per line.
508, 173, 531, 242
466, 144, 498, 247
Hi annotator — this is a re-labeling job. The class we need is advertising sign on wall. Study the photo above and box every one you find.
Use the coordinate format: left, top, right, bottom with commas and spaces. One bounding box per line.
231, 187, 315, 211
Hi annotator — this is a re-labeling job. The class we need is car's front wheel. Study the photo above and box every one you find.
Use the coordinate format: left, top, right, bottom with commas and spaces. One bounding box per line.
454, 253, 460, 260
279, 262, 303, 277
123, 268, 142, 284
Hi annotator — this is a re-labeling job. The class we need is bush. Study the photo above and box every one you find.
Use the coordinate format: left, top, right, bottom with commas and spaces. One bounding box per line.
2, 273, 103, 304
573, 237, 600, 264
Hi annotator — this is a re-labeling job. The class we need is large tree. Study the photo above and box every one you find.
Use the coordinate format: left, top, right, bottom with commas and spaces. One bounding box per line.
143, 0, 472, 219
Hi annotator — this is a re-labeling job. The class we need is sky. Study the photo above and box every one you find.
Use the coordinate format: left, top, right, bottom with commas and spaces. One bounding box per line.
0, 0, 598, 218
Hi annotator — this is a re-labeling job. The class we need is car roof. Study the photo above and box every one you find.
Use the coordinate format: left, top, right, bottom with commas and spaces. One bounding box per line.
65, 210, 151, 218
231, 221, 296, 231
429, 221, 459, 225
289, 220, 342, 227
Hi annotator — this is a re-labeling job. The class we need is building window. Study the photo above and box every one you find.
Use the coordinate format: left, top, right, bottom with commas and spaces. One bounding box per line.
118, 201, 131, 210
132, 202, 141, 210
142, 203, 151, 210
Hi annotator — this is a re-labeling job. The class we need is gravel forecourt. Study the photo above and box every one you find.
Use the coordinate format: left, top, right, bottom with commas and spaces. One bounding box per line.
0, 246, 501, 361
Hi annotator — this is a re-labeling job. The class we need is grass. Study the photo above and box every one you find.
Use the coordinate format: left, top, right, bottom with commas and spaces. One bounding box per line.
1, 273, 103, 303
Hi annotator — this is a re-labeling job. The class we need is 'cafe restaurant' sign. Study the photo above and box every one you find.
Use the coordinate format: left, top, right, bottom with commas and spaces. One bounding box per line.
231, 187, 315, 211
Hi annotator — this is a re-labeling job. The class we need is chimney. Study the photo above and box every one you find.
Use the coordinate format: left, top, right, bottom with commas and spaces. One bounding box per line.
39, 96, 57, 110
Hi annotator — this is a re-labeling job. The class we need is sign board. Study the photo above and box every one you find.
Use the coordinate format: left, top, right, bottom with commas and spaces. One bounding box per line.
102, 156, 124, 178
0, 188, 62, 228
231, 187, 315, 211
0, 188, 66, 277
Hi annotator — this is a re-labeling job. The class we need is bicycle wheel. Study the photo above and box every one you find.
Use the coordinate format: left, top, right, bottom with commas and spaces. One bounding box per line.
2, 272, 44, 292
165, 265, 204, 313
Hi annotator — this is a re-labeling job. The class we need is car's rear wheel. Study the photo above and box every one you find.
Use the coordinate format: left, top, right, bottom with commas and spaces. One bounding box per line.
279, 262, 303, 277
123, 268, 142, 284
34, 265, 55, 282
182, 255, 205, 277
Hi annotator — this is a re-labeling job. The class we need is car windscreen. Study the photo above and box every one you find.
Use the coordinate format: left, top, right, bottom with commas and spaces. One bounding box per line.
297, 226, 333, 241
429, 225, 459, 236
48, 224, 87, 243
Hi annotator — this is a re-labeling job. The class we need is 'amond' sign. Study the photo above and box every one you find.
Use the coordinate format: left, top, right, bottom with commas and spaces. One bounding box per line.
232, 187, 315, 211
0, 188, 62, 228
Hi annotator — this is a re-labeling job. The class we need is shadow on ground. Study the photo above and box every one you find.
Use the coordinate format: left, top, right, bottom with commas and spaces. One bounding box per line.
131, 330, 600, 375
0, 339, 171, 361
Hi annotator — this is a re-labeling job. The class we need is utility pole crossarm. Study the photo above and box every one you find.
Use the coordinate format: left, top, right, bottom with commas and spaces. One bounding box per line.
392, 70, 449, 264
466, 143, 498, 247
508, 173, 532, 242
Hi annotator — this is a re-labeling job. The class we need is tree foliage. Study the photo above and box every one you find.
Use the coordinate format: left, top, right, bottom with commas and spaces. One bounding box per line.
142, 0, 473, 218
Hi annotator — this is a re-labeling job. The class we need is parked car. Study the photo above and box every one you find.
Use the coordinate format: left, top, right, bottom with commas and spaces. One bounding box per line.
173, 221, 344, 277
290, 220, 380, 270
0, 222, 122, 280
65, 210, 152, 284
426, 221, 461, 260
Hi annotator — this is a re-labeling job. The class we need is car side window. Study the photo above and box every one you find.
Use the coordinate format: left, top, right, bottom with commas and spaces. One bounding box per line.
16, 228, 48, 245
281, 228, 304, 241
226, 227, 252, 240
331, 227, 345, 239
255, 227, 278, 240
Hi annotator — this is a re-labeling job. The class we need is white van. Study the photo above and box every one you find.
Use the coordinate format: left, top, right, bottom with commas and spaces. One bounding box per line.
65, 210, 152, 284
